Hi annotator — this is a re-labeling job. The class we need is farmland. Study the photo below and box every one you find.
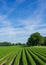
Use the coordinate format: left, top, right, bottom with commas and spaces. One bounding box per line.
0, 46, 46, 65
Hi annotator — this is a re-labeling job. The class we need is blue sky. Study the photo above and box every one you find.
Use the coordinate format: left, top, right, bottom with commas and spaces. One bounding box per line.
0, 0, 46, 43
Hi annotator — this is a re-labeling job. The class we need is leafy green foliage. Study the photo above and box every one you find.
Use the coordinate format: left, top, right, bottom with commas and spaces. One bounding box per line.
26, 49, 36, 65
44, 37, 46, 45
27, 32, 44, 46
22, 49, 28, 65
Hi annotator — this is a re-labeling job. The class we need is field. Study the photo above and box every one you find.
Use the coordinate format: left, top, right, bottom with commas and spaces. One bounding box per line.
0, 46, 46, 65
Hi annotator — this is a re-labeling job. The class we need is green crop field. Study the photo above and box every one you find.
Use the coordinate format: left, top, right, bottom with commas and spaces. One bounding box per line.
0, 46, 46, 65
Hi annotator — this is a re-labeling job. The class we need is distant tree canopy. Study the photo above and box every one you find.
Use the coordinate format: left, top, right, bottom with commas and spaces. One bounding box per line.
15, 43, 26, 46
27, 32, 44, 46
15, 42, 22, 45
0, 42, 11, 46
44, 37, 46, 45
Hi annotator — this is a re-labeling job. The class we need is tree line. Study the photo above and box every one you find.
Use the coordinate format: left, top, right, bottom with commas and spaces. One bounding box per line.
0, 42, 12, 46
0, 32, 46, 46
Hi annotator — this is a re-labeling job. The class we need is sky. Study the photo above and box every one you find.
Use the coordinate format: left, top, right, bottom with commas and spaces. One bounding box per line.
0, 0, 46, 43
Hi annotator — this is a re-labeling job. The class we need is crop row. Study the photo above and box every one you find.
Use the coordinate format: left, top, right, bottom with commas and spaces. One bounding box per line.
0, 46, 46, 65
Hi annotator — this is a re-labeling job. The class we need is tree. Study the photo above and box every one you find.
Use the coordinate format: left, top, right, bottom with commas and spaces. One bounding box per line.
15, 42, 22, 45
0, 42, 11, 46
44, 37, 46, 45
27, 32, 44, 46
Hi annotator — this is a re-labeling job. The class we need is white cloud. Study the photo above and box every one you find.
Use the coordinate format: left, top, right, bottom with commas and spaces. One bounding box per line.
0, 27, 15, 35
0, 15, 11, 27
0, 15, 15, 35
0, 0, 46, 43
16, 7, 46, 36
